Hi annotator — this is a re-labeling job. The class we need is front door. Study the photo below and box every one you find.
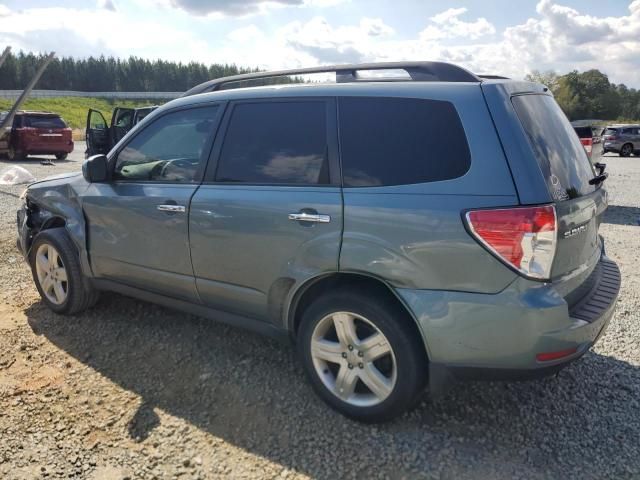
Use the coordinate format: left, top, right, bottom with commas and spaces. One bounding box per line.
86, 109, 110, 156
189, 99, 342, 322
81, 104, 222, 302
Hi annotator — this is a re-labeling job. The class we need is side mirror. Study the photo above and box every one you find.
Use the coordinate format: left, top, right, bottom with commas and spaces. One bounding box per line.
82, 154, 108, 183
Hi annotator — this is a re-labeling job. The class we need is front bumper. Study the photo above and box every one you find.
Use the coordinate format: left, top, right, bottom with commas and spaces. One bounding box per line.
397, 254, 620, 382
16, 204, 31, 259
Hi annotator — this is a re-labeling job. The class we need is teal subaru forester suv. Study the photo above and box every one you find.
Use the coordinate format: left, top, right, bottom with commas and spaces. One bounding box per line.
17, 62, 620, 422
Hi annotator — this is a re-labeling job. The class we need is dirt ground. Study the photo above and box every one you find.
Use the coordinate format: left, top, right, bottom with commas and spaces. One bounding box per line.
0, 146, 639, 479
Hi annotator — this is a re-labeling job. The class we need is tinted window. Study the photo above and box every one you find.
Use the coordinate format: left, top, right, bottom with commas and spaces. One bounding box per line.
512, 95, 595, 201
114, 106, 217, 183
216, 102, 329, 185
573, 126, 592, 138
621, 128, 633, 134
26, 116, 66, 129
338, 97, 470, 187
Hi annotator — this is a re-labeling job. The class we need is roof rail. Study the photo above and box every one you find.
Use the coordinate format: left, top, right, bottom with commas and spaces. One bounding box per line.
477, 74, 510, 80
182, 61, 481, 97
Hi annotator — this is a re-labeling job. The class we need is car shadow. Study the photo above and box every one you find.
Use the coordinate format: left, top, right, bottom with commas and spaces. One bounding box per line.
7, 155, 76, 164
24, 294, 639, 478
603, 205, 640, 226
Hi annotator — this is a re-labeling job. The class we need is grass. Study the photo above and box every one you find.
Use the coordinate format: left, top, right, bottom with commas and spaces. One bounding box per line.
0, 97, 167, 130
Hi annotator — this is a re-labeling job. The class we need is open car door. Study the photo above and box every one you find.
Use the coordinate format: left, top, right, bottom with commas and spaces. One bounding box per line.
111, 107, 135, 144
86, 109, 110, 157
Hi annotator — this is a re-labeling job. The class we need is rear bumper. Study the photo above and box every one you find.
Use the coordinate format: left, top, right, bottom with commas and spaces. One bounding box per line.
397, 254, 620, 382
23, 142, 74, 154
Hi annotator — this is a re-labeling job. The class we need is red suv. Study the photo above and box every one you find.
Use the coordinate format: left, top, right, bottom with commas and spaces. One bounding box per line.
3, 111, 74, 160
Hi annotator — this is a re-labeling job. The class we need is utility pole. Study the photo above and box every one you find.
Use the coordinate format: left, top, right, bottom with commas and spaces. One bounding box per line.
0, 51, 55, 132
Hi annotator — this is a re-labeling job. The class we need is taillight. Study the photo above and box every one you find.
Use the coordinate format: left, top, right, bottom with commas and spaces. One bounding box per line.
465, 205, 557, 280
580, 138, 593, 156
608, 135, 618, 141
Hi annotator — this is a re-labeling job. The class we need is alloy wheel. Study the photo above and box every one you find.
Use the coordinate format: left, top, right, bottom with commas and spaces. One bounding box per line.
35, 243, 69, 305
310, 311, 397, 407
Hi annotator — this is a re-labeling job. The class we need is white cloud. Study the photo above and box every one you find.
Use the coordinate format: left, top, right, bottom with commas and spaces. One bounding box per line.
0, 6, 209, 62
2, 0, 640, 88
421, 7, 495, 41
158, 0, 347, 16
97, 0, 117, 12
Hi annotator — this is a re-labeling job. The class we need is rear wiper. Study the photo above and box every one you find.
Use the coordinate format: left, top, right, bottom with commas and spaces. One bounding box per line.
589, 162, 608, 185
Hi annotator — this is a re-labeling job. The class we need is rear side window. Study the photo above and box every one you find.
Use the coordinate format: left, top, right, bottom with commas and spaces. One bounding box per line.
215, 101, 329, 185
512, 94, 595, 201
338, 97, 470, 187
25, 116, 66, 129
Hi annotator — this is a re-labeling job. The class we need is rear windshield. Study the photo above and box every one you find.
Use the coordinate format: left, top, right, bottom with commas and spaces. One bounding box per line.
25, 115, 67, 129
603, 128, 618, 135
512, 94, 595, 201
573, 126, 592, 138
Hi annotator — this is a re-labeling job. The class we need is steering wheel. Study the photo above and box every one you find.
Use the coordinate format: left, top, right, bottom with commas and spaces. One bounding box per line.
159, 158, 193, 178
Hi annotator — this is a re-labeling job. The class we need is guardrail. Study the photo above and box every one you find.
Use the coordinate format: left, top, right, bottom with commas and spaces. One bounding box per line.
0, 90, 183, 100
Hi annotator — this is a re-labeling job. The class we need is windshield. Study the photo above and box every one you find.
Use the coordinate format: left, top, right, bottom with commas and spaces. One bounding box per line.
512, 94, 596, 201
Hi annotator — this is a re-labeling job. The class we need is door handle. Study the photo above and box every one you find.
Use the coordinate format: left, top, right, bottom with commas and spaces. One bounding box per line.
288, 212, 331, 223
157, 204, 186, 213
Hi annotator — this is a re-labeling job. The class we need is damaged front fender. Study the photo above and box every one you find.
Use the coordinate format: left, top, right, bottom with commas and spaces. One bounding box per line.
17, 172, 93, 277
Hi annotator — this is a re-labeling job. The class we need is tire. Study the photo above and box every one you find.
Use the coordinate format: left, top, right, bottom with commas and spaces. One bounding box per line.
29, 228, 99, 315
297, 289, 428, 423
55, 153, 68, 160
620, 143, 633, 157
7, 146, 23, 161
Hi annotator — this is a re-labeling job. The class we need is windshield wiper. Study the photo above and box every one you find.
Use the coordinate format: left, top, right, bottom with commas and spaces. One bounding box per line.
589, 162, 608, 185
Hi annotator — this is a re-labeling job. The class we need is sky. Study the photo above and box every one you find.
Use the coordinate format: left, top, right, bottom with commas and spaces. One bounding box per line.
1, 0, 640, 87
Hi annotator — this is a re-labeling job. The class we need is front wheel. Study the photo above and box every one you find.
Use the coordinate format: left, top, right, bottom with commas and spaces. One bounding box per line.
29, 228, 99, 315
620, 143, 633, 157
298, 290, 428, 422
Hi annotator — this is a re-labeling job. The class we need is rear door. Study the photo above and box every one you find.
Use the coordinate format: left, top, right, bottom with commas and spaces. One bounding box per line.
510, 94, 605, 297
86, 109, 110, 156
189, 99, 342, 322
133, 107, 157, 126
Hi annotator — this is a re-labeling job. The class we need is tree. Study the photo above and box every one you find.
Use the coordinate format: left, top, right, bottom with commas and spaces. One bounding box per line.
554, 69, 621, 120
524, 70, 560, 93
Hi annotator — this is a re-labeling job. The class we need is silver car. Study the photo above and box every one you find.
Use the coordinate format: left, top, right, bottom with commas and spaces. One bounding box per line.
603, 124, 640, 157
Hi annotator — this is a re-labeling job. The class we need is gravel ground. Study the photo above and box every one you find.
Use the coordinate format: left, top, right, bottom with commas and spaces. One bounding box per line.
0, 146, 639, 480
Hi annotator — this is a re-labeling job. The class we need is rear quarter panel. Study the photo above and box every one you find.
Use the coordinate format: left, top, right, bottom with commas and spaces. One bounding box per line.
339, 84, 519, 293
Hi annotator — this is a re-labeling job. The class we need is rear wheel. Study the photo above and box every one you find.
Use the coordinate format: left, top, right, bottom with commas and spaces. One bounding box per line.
298, 290, 427, 422
55, 153, 68, 160
620, 143, 633, 157
29, 228, 99, 315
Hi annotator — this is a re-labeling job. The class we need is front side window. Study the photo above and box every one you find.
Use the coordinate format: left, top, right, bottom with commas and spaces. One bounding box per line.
338, 97, 471, 187
215, 101, 329, 185
114, 106, 218, 183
